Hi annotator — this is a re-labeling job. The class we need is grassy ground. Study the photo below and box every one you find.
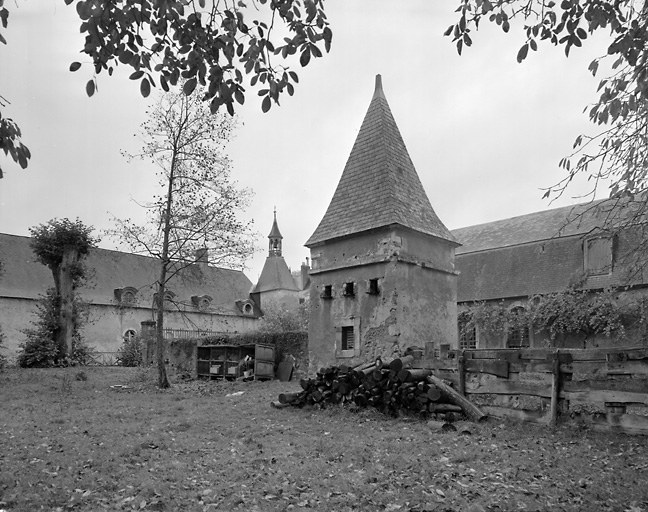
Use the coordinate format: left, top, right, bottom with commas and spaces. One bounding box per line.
1, 366, 647, 512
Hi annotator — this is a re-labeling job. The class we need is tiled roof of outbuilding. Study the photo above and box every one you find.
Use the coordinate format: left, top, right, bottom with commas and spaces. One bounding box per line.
451, 200, 628, 302
453, 201, 604, 255
0, 233, 253, 315
305, 75, 457, 247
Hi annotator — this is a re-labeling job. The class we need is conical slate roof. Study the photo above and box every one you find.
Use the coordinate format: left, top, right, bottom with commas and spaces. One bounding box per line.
268, 210, 283, 239
250, 257, 300, 293
306, 75, 457, 247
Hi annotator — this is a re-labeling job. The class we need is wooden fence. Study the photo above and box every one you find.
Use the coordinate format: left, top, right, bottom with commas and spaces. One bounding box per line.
414, 344, 648, 435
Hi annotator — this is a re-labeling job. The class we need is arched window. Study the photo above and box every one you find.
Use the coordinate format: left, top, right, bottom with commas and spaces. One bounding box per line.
458, 312, 476, 350
507, 306, 530, 348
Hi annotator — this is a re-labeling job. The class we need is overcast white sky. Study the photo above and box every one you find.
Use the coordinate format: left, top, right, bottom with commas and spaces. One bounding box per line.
0, 1, 610, 282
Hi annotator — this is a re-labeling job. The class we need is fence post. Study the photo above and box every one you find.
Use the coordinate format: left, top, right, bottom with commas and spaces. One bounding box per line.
140, 320, 156, 365
457, 350, 466, 396
550, 350, 560, 426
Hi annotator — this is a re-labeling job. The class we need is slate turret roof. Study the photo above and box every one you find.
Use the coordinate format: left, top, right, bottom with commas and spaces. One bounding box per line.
251, 213, 299, 293
306, 75, 457, 247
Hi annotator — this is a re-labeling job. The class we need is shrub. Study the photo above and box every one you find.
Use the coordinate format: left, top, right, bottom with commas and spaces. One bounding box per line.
17, 289, 94, 367
116, 334, 143, 367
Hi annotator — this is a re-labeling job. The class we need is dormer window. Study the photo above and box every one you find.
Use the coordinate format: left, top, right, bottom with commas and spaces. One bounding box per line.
153, 290, 175, 310
191, 294, 213, 312
114, 287, 138, 306
585, 236, 613, 276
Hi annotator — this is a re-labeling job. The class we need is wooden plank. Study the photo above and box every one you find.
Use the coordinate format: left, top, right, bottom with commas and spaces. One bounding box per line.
465, 359, 509, 378
480, 405, 550, 424
568, 347, 648, 361
560, 361, 608, 375
563, 378, 648, 394
462, 346, 648, 362
457, 351, 466, 395
511, 361, 554, 373
606, 360, 648, 375
562, 389, 648, 406
587, 413, 648, 436
465, 378, 553, 398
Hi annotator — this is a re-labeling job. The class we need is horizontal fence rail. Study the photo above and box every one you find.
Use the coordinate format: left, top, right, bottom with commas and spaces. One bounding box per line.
162, 328, 227, 340
415, 344, 648, 435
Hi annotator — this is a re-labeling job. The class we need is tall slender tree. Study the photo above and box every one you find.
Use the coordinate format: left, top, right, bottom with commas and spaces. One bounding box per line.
28, 218, 98, 360
110, 87, 254, 388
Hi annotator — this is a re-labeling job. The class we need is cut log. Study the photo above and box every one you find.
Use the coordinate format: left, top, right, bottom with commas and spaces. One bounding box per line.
427, 387, 442, 402
409, 369, 433, 381
270, 400, 292, 409
278, 392, 302, 404
428, 403, 462, 413
426, 375, 487, 422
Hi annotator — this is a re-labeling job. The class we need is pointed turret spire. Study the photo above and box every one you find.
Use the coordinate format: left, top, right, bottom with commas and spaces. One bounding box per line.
306, 75, 457, 247
251, 208, 299, 295
268, 208, 283, 257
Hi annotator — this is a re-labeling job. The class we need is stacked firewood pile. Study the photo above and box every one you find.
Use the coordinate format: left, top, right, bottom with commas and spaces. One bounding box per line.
273, 356, 485, 422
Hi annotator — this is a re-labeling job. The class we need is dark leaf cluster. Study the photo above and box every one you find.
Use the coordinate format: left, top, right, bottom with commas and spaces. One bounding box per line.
29, 218, 99, 286
0, 111, 30, 178
66, 0, 331, 115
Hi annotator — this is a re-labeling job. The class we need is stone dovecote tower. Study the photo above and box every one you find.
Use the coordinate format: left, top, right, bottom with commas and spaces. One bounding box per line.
305, 75, 460, 370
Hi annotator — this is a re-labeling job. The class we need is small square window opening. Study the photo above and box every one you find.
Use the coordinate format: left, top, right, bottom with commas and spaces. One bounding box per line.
321, 285, 333, 299
367, 279, 379, 295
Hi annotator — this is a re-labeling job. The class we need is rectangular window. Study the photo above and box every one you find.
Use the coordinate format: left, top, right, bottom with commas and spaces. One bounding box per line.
458, 315, 476, 350
336, 317, 361, 358
585, 237, 613, 276
321, 285, 333, 299
367, 278, 379, 295
343, 282, 355, 297
341, 326, 354, 351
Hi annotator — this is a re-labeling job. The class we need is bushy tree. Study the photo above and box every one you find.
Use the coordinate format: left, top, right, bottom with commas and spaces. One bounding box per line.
18, 288, 94, 367
116, 333, 143, 367
0, 0, 330, 176
110, 87, 255, 388
448, 0, 648, 273
257, 300, 309, 333
28, 218, 98, 360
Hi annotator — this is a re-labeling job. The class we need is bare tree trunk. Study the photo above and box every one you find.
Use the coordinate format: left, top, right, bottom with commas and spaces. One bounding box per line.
155, 289, 169, 388
155, 144, 178, 389
56, 246, 79, 361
